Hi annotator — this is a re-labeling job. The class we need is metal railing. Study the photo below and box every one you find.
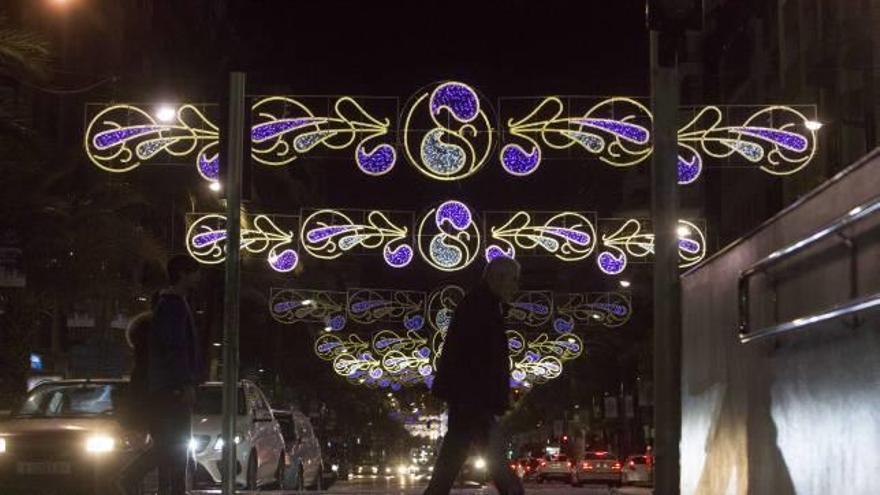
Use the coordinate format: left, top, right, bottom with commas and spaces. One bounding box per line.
738, 194, 880, 344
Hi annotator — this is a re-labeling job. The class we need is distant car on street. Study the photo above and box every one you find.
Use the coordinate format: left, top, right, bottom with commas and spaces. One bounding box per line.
572, 451, 622, 486
536, 453, 573, 483
621, 454, 652, 486
456, 453, 489, 485
190, 381, 286, 490
273, 408, 323, 490
0, 379, 150, 495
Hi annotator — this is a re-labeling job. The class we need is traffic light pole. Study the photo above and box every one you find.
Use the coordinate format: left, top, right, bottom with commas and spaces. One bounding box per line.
650, 31, 681, 495
221, 72, 245, 495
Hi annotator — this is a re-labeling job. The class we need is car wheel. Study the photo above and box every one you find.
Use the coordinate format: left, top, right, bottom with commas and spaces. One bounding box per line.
246, 452, 258, 491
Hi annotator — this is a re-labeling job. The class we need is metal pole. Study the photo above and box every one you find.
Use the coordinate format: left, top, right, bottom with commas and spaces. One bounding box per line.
221, 71, 245, 495
650, 30, 681, 495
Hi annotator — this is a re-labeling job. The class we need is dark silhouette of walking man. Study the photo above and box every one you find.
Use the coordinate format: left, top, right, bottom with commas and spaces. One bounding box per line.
148, 255, 203, 495
425, 257, 525, 495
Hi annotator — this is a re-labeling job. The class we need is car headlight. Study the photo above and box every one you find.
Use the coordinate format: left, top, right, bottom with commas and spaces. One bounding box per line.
385, 467, 392, 474
189, 435, 210, 453
474, 457, 487, 470
331, 464, 339, 473
371, 466, 378, 474
0, 438, 6, 454
85, 435, 115, 454
397, 465, 408, 475
213, 435, 240, 451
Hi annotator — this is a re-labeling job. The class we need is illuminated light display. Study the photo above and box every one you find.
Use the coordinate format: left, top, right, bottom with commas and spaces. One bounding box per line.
84, 104, 220, 180
314, 333, 369, 361
251, 96, 397, 175
300, 209, 413, 268
501, 98, 818, 183
347, 289, 426, 330
506, 291, 554, 328
186, 213, 299, 272
677, 105, 817, 177
427, 285, 465, 333
269, 289, 347, 329
554, 292, 632, 331
416, 200, 481, 272
596, 218, 706, 275
501, 97, 652, 177
484, 211, 597, 262
403, 81, 495, 181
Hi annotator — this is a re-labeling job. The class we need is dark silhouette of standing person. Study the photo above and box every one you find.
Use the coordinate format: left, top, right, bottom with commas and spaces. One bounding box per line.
115, 307, 155, 495
148, 255, 203, 495
425, 257, 524, 495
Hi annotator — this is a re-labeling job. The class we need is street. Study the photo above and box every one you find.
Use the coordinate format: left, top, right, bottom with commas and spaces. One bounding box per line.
191, 477, 653, 495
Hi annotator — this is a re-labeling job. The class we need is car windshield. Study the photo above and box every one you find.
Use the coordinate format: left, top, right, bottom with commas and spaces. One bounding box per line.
194, 386, 246, 415
16, 382, 125, 418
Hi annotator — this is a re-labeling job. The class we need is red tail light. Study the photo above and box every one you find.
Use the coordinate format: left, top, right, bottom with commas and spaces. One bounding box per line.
582, 462, 593, 470
629, 460, 636, 470
612, 462, 622, 470
567, 461, 573, 468
540, 461, 546, 467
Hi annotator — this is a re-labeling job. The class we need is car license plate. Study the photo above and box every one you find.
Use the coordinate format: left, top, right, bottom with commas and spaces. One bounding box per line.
16, 462, 72, 475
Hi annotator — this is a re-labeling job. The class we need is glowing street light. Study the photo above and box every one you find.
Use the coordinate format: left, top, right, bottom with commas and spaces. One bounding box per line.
804, 120, 823, 131
619, 280, 631, 288
676, 225, 691, 237
208, 181, 222, 192
155, 105, 176, 123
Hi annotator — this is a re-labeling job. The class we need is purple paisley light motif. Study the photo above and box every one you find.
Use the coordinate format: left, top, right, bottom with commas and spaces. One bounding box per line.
369, 368, 384, 379
268, 249, 298, 272
356, 143, 396, 175
418, 346, 431, 359
391, 383, 402, 391
430, 82, 480, 122
545, 227, 591, 246
678, 238, 701, 254
554, 318, 574, 333
511, 302, 549, 315
597, 251, 627, 275
327, 314, 346, 331
419, 365, 433, 377
306, 225, 357, 243
501, 144, 541, 176
192, 230, 226, 248
351, 300, 387, 314
578, 118, 650, 144
677, 152, 702, 185
198, 152, 219, 180
485, 244, 515, 262
250, 118, 313, 143
383, 244, 413, 268
435, 201, 472, 230
273, 301, 297, 313
734, 127, 808, 152
405, 315, 426, 331
93, 125, 163, 149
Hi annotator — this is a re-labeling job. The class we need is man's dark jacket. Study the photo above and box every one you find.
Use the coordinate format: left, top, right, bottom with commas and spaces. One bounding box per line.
148, 292, 201, 394
431, 283, 510, 414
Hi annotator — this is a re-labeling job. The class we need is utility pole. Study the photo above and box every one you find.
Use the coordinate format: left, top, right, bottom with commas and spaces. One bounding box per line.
221, 71, 245, 495
651, 27, 682, 495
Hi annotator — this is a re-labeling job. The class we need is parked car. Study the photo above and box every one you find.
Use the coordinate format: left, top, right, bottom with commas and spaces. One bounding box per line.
190, 381, 286, 490
0, 379, 150, 494
536, 453, 573, 483
621, 454, 652, 485
571, 451, 622, 486
273, 408, 323, 490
